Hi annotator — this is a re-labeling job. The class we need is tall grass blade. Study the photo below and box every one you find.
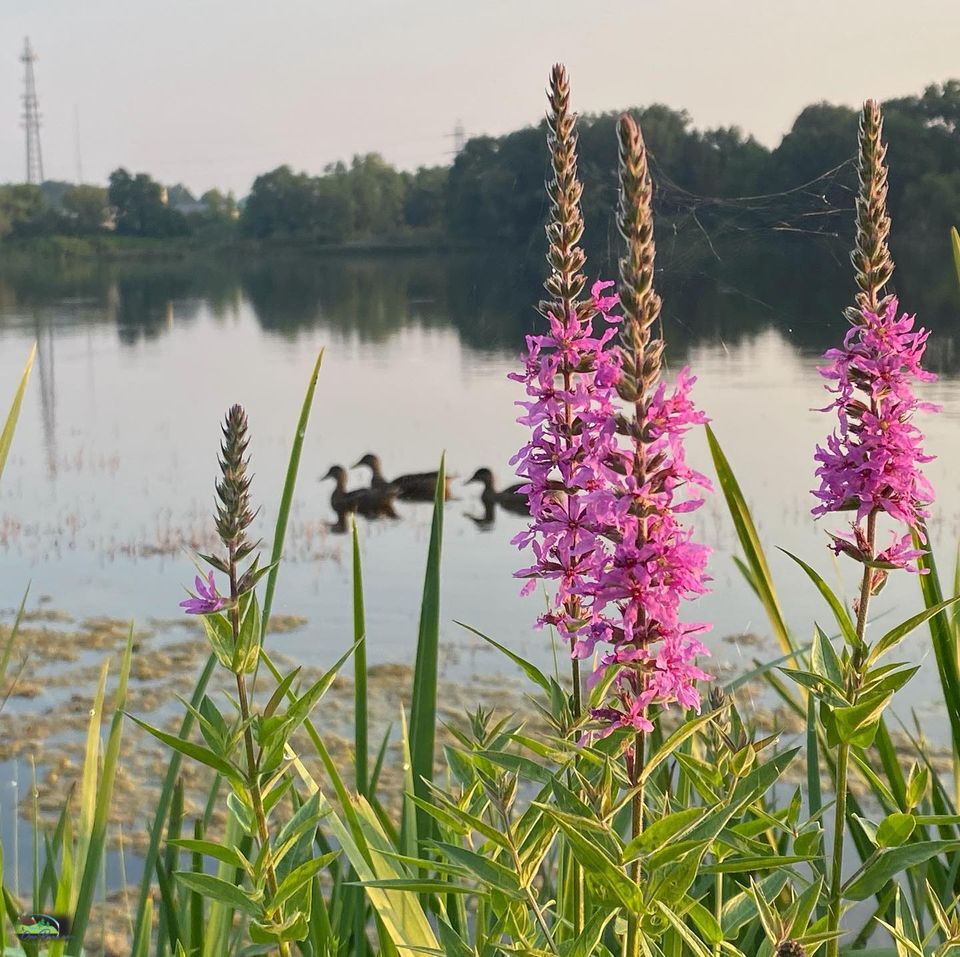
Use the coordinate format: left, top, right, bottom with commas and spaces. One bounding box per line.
0, 584, 30, 700
66, 628, 133, 956
951, 226, 960, 291
352, 518, 368, 797
914, 526, 960, 751
406, 456, 445, 852
130, 653, 217, 953
261, 348, 324, 640
705, 425, 794, 655
0, 343, 36, 485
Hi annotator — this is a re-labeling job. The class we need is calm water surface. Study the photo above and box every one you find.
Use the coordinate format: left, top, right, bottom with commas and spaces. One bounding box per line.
0, 242, 959, 723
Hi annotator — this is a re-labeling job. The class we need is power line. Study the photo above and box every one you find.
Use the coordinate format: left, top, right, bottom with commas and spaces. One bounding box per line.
21, 37, 45, 184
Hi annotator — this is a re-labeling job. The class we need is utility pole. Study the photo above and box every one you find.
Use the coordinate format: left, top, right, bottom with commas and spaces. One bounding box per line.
21, 37, 45, 185
74, 105, 84, 184
446, 120, 466, 157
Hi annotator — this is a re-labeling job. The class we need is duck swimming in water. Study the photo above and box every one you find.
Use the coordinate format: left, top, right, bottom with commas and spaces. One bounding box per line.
465, 467, 531, 515
353, 453, 452, 501
321, 465, 398, 518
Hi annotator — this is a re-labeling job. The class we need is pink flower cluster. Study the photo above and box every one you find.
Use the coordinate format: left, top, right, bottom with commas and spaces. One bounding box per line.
511, 281, 712, 735
813, 298, 939, 571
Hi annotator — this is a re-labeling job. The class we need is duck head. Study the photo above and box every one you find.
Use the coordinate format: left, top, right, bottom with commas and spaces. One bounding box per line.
321, 465, 347, 485
466, 467, 493, 487
352, 452, 381, 472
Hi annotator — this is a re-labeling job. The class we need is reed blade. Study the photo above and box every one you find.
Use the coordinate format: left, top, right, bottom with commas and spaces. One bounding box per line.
0, 343, 36, 485
406, 456, 445, 853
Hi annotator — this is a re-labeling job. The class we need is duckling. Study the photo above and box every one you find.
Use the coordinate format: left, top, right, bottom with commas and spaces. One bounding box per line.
321, 465, 398, 518
465, 467, 531, 515
353, 453, 452, 501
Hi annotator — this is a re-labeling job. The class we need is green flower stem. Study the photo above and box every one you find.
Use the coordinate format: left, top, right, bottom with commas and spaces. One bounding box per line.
626, 730, 646, 957
503, 809, 560, 956
713, 871, 723, 957
827, 509, 877, 957
230, 549, 289, 957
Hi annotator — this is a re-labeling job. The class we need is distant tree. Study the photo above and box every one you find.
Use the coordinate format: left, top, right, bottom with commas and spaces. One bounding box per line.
241, 166, 353, 242
0, 184, 46, 239
62, 184, 109, 234
346, 153, 405, 235
108, 168, 189, 238
403, 166, 447, 229
201, 188, 239, 220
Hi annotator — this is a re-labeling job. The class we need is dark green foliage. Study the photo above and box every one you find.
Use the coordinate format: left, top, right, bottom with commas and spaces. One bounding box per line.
108, 168, 189, 238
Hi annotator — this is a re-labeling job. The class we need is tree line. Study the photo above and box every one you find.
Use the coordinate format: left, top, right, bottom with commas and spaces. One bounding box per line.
1, 80, 958, 248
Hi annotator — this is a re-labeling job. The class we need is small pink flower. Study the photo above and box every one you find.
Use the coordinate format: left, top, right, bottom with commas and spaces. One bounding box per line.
180, 571, 227, 615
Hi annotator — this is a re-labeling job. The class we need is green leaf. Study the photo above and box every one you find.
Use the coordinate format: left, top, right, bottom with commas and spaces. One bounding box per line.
537, 806, 642, 911
706, 425, 793, 655
622, 806, 706, 862
559, 910, 616, 957
272, 855, 334, 911
130, 654, 217, 955
843, 840, 960, 900
876, 813, 916, 848
66, 630, 134, 955
233, 590, 262, 673
951, 226, 960, 291
811, 625, 844, 687
352, 518, 369, 797
639, 708, 723, 785
702, 855, 816, 874
174, 871, 264, 917
914, 525, 960, 773
833, 691, 893, 746
260, 348, 323, 640
779, 548, 859, 648
868, 598, 960, 665
201, 612, 235, 670
456, 620, 553, 694
0, 343, 35, 485
648, 850, 704, 907
428, 842, 523, 897
170, 838, 253, 876
406, 456, 445, 855
284, 643, 356, 733
129, 715, 242, 782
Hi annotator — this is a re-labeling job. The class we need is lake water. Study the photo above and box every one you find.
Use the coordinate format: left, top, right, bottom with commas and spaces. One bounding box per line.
0, 236, 959, 731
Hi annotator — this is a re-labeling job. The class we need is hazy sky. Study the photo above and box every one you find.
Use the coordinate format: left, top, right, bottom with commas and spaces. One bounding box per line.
2, 0, 958, 196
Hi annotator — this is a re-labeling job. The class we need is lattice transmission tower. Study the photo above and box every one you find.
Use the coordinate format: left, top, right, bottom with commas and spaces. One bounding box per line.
21, 37, 45, 184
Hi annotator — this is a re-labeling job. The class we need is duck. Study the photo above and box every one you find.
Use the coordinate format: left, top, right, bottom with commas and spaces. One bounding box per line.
352, 453, 452, 501
321, 465, 398, 518
465, 467, 532, 515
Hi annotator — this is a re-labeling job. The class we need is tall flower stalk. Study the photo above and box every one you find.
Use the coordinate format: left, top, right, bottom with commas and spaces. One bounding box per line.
537, 63, 597, 720
814, 101, 938, 957
512, 105, 713, 957
611, 112, 711, 957
178, 405, 293, 955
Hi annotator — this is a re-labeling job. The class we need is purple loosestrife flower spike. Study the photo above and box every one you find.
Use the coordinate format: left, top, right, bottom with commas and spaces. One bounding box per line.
510, 108, 714, 743
539, 64, 596, 328
813, 101, 939, 575
180, 571, 227, 615
512, 65, 614, 658
580, 115, 713, 737
216, 404, 257, 560
846, 100, 894, 324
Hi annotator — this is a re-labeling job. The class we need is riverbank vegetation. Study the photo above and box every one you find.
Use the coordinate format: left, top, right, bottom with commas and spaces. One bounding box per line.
2, 67, 960, 957
2, 81, 960, 254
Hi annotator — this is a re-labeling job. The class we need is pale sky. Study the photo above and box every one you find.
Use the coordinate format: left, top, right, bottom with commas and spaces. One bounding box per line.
1, 0, 958, 196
